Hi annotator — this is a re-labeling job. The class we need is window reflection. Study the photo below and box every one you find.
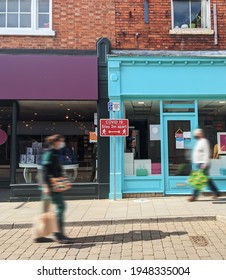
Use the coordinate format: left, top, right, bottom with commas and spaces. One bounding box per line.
8, 14, 18, 27
38, 14, 49, 28
8, 0, 18, 12
38, 0, 49, 28
0, 1, 6, 13
173, 0, 202, 29
0, 14, 5, 27
20, 14, 31, 28
38, 0, 49, 13
0, 0, 51, 30
21, 0, 31, 13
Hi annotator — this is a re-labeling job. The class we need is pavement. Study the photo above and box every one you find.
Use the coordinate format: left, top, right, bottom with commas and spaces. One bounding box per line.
1, 190, 226, 260
0, 190, 226, 228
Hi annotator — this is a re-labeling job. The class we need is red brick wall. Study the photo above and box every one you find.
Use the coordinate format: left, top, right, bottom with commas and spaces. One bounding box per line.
0, 0, 116, 50
114, 0, 226, 51
0, 0, 225, 51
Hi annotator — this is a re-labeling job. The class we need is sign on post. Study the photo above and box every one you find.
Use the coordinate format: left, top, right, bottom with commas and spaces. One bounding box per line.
108, 102, 120, 112
100, 119, 129, 137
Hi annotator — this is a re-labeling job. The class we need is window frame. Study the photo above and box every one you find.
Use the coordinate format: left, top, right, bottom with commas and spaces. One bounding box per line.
0, 0, 55, 36
170, 0, 213, 35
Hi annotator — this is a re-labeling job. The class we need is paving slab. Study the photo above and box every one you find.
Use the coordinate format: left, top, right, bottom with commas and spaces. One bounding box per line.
0, 195, 226, 228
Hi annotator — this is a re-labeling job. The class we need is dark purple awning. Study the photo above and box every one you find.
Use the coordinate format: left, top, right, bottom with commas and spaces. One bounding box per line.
0, 54, 98, 100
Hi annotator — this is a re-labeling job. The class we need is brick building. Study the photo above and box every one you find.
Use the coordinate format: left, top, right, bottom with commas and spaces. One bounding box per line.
105, 0, 226, 198
0, 0, 114, 200
1, 1, 226, 51
114, 0, 225, 50
0, 0, 226, 199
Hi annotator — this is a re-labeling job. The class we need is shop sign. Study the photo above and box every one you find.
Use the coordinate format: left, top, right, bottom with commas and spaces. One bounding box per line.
89, 131, 97, 143
100, 119, 129, 136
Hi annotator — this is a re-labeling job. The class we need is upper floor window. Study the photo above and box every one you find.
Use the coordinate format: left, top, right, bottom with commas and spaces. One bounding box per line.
172, 0, 210, 29
0, 0, 54, 36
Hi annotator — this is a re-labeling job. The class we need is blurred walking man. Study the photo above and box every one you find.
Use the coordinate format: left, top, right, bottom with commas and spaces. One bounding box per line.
189, 128, 220, 202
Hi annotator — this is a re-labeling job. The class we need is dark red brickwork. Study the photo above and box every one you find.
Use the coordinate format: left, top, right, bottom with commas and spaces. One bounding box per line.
0, 0, 116, 50
0, 0, 225, 51
114, 0, 226, 50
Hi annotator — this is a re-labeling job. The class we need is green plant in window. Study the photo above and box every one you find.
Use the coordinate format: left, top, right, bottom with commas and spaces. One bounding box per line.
191, 13, 202, 28
196, 15, 202, 28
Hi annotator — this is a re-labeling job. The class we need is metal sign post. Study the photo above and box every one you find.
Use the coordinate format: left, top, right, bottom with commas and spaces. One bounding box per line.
111, 102, 119, 201
101, 102, 129, 200
113, 111, 116, 201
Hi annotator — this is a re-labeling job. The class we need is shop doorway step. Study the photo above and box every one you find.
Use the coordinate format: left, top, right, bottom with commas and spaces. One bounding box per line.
9, 183, 99, 202
123, 193, 164, 198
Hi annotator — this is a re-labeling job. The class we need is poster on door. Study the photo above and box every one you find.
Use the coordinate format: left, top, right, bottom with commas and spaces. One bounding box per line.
176, 137, 184, 149
175, 128, 184, 149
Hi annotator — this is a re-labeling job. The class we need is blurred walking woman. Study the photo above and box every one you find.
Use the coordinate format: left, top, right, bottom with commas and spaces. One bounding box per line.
41, 134, 72, 243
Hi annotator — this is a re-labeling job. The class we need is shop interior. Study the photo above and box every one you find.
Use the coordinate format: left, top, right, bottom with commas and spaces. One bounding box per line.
1, 99, 226, 185
124, 100, 226, 177
0, 100, 97, 185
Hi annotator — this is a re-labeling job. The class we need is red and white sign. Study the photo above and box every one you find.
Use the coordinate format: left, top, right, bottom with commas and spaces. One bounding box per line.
100, 119, 129, 137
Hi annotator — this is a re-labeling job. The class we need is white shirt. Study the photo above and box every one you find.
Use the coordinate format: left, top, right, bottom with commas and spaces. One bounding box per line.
192, 138, 210, 165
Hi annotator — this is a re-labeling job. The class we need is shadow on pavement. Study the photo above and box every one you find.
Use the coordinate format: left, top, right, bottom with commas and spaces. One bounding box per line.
192, 198, 226, 203
48, 230, 188, 249
212, 201, 226, 204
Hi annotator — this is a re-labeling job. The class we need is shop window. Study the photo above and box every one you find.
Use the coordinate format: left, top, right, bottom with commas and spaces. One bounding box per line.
16, 101, 97, 184
124, 101, 161, 176
198, 100, 226, 177
170, 0, 212, 34
172, 0, 210, 28
163, 100, 195, 113
0, 104, 12, 183
0, 0, 54, 36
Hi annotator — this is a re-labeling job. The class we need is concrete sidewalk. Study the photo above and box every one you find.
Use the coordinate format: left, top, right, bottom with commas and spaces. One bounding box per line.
0, 195, 226, 228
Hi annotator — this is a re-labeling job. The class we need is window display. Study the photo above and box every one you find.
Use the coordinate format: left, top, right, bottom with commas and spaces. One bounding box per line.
16, 100, 97, 184
17, 135, 96, 184
124, 100, 161, 176
19, 141, 43, 165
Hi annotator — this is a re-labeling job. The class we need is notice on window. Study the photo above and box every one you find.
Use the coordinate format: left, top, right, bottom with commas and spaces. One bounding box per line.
183, 131, 191, 138
176, 137, 184, 149
150, 125, 160, 140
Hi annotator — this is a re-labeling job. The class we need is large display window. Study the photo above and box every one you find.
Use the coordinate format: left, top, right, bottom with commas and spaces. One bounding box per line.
16, 101, 97, 184
198, 100, 226, 177
124, 100, 161, 177
123, 99, 226, 179
0, 102, 12, 185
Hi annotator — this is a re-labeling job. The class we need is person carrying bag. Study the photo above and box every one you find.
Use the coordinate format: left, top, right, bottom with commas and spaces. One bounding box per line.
37, 134, 73, 244
188, 128, 221, 202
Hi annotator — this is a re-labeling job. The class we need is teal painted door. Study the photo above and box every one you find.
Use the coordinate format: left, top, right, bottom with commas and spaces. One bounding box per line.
163, 115, 196, 194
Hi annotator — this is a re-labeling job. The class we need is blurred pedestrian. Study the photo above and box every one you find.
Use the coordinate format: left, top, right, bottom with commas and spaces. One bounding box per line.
188, 128, 220, 202
40, 134, 73, 243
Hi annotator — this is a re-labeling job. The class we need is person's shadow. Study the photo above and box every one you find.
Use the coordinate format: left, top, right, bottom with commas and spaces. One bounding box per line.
48, 229, 187, 249
212, 197, 226, 204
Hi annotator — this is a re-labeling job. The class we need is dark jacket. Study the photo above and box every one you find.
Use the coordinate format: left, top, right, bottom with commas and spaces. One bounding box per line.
41, 149, 63, 186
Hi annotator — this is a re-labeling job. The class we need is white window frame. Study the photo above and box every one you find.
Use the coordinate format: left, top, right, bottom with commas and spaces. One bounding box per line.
0, 0, 55, 36
170, 0, 213, 35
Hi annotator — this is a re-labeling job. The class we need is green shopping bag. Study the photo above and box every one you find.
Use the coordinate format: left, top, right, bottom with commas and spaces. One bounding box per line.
188, 170, 208, 191
136, 168, 148, 176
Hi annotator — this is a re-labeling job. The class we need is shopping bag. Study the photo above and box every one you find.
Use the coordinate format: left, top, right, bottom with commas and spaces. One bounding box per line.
32, 197, 58, 239
188, 169, 208, 191
50, 177, 72, 192
136, 168, 148, 176
32, 211, 58, 238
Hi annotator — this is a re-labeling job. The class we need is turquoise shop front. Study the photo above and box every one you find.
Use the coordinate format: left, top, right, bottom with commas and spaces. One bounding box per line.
107, 55, 226, 199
